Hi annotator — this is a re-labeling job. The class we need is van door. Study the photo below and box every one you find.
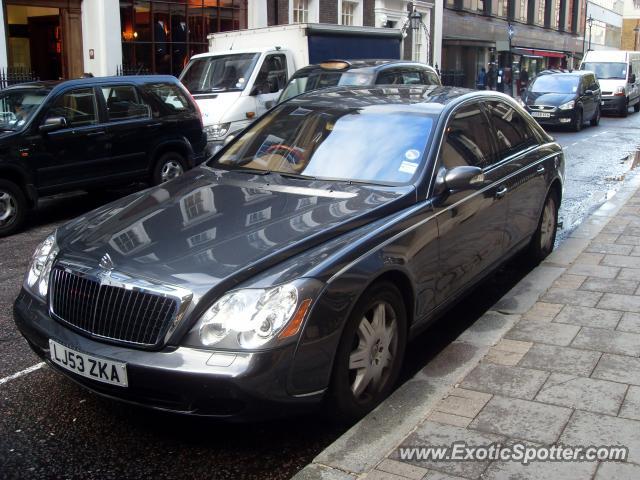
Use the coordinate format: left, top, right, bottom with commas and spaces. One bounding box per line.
251, 54, 288, 114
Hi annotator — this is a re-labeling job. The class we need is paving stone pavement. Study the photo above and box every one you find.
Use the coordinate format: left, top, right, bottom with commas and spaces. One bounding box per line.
293, 173, 640, 479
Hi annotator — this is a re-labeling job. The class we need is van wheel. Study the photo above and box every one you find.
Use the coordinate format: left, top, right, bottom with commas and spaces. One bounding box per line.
527, 191, 559, 265
634, 102, 640, 113
621, 100, 629, 117
152, 152, 185, 185
327, 281, 407, 423
590, 106, 601, 126
0, 180, 27, 237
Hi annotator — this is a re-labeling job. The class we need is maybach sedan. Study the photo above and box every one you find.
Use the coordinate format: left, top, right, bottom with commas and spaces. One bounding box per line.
15, 85, 564, 421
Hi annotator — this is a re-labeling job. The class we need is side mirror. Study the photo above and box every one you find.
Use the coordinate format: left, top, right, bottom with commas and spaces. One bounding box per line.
630, 74, 636, 84
250, 81, 268, 96
39, 116, 67, 133
584, 90, 594, 96
435, 166, 485, 194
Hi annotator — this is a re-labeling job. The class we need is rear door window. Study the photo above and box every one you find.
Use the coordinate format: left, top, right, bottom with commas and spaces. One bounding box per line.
45, 88, 98, 128
100, 85, 150, 121
441, 104, 495, 169
484, 101, 538, 160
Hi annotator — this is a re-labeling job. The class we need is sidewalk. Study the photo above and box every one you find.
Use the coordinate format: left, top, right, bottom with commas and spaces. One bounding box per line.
293, 171, 640, 480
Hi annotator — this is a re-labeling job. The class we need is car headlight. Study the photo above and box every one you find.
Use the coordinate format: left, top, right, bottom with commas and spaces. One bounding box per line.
184, 279, 322, 350
204, 123, 231, 141
558, 100, 575, 110
24, 233, 59, 300
614, 86, 626, 96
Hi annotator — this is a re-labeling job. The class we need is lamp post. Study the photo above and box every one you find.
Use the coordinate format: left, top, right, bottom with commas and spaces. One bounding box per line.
634, 23, 640, 51
587, 15, 594, 51
410, 8, 422, 62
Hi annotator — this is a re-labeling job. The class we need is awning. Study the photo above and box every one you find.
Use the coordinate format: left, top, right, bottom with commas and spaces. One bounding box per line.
512, 48, 566, 58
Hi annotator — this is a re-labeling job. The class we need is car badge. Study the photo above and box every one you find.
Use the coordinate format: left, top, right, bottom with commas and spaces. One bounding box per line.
99, 253, 114, 271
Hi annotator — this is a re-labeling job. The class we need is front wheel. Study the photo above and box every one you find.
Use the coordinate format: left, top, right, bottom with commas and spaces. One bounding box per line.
590, 106, 601, 126
621, 99, 629, 117
152, 152, 186, 185
327, 282, 407, 423
527, 191, 559, 264
572, 109, 583, 132
0, 179, 28, 237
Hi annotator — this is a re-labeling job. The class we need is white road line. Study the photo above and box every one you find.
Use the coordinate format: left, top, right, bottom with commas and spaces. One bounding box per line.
0, 362, 46, 386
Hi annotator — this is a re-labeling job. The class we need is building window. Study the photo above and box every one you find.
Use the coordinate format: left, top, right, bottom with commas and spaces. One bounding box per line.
120, 0, 244, 76
537, 0, 545, 25
517, 0, 528, 22
293, 0, 309, 23
492, 0, 508, 17
342, 1, 356, 25
463, 0, 484, 13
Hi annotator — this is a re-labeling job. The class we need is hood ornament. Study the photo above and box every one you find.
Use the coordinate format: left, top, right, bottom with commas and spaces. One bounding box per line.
99, 253, 114, 271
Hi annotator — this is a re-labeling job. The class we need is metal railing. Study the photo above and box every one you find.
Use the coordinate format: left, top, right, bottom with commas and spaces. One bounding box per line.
116, 64, 152, 76
0, 67, 39, 89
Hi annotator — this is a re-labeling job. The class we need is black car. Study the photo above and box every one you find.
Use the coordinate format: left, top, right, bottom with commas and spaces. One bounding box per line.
278, 59, 441, 103
0, 75, 206, 236
521, 70, 601, 131
15, 86, 564, 422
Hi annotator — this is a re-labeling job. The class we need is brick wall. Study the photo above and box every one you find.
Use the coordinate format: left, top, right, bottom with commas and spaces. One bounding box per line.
320, 0, 338, 23
622, 19, 640, 51
363, 0, 375, 26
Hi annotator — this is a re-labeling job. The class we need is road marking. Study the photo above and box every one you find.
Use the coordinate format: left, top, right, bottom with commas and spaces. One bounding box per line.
0, 362, 46, 386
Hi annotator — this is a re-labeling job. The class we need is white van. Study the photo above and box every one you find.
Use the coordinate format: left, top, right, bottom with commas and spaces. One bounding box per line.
581, 50, 640, 116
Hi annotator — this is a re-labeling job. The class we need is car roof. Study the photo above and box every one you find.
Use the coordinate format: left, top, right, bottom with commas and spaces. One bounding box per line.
285, 85, 515, 115
292, 59, 438, 76
2, 75, 180, 94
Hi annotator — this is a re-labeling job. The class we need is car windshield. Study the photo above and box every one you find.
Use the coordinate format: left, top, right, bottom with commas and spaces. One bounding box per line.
210, 103, 434, 185
279, 71, 373, 102
581, 62, 627, 80
180, 53, 260, 94
530, 75, 579, 94
0, 88, 49, 131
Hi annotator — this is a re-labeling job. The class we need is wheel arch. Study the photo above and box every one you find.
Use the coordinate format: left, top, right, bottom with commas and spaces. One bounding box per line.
0, 167, 36, 207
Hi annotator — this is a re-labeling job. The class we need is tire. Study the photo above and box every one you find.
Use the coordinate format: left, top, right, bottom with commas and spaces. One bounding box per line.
152, 152, 186, 185
621, 99, 629, 117
327, 281, 408, 423
634, 102, 640, 113
0, 179, 28, 237
572, 109, 583, 132
527, 191, 559, 265
590, 106, 600, 126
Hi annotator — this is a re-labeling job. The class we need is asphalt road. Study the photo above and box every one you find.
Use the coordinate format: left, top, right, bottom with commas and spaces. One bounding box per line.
2, 112, 640, 480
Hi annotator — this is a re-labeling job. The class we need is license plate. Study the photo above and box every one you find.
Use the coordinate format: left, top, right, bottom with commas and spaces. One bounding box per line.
531, 112, 551, 118
49, 339, 128, 387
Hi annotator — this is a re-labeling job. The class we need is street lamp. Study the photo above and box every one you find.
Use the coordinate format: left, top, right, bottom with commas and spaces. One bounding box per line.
410, 8, 422, 62
587, 15, 594, 51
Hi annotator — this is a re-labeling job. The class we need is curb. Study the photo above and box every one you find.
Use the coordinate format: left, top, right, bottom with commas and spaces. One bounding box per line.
292, 170, 640, 480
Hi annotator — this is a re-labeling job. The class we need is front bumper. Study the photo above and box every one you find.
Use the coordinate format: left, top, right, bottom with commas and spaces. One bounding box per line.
526, 108, 577, 126
600, 95, 625, 112
13, 290, 323, 419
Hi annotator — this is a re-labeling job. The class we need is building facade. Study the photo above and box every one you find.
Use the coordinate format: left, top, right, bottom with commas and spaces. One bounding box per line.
621, 0, 640, 50
441, 0, 587, 91
585, 0, 623, 51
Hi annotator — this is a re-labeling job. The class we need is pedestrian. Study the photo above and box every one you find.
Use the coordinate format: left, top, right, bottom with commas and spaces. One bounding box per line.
519, 67, 529, 94
476, 67, 487, 90
487, 65, 497, 90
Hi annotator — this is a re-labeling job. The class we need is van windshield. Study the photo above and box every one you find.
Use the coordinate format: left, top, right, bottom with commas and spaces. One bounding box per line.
582, 62, 627, 80
0, 88, 50, 131
180, 53, 260, 94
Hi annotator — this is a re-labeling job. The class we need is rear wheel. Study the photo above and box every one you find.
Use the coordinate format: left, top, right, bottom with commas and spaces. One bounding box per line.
327, 281, 407, 423
152, 152, 186, 185
572, 109, 583, 132
590, 106, 601, 126
0, 179, 27, 237
527, 191, 559, 264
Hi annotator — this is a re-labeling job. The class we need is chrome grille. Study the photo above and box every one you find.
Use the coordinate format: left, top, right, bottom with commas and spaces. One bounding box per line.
528, 105, 556, 112
50, 268, 178, 347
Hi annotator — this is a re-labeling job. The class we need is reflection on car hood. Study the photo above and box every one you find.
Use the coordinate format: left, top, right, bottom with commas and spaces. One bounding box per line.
56, 167, 413, 296
524, 92, 575, 107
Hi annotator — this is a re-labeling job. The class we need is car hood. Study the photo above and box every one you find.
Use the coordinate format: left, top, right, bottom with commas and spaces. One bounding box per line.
598, 78, 625, 93
524, 92, 575, 107
193, 91, 244, 126
56, 167, 413, 297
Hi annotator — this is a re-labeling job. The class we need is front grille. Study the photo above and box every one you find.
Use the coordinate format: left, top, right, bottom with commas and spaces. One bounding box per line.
529, 105, 556, 112
602, 91, 612, 96
50, 268, 178, 347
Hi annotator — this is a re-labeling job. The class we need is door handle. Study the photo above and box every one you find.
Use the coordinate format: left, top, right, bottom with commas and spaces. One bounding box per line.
536, 166, 545, 175
146, 122, 162, 128
495, 186, 508, 199
86, 130, 106, 137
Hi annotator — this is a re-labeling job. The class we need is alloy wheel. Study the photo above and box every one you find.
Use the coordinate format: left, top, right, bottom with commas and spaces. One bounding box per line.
0, 190, 17, 226
160, 160, 184, 183
348, 301, 398, 401
540, 197, 556, 251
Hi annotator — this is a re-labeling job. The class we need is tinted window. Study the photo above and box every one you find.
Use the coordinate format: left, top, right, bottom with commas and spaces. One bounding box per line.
100, 85, 150, 121
254, 54, 288, 94
442, 104, 494, 169
421, 69, 441, 85
143, 83, 192, 114
0, 88, 49, 131
484, 101, 538, 159
213, 104, 434, 185
530, 75, 579, 94
46, 88, 98, 127
279, 71, 372, 102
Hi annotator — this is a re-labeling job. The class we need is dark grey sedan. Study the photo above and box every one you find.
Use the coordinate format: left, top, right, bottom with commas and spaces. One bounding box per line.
14, 86, 564, 421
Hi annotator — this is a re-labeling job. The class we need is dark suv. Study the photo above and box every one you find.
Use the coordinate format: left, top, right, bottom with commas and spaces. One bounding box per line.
0, 75, 206, 236
278, 59, 441, 103
521, 70, 601, 131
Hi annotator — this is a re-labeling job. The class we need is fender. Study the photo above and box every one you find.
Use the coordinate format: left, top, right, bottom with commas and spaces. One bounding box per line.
0, 164, 37, 206
148, 136, 195, 168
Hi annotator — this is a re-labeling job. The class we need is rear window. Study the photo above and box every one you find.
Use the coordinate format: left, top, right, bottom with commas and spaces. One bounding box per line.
142, 82, 193, 113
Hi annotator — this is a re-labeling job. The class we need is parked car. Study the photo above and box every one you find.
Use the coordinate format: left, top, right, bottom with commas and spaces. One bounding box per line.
278, 59, 441, 103
15, 86, 564, 422
521, 70, 601, 131
580, 49, 640, 116
0, 75, 206, 236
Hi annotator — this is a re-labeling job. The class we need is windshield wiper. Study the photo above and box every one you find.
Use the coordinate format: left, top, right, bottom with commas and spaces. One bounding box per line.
277, 172, 317, 181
